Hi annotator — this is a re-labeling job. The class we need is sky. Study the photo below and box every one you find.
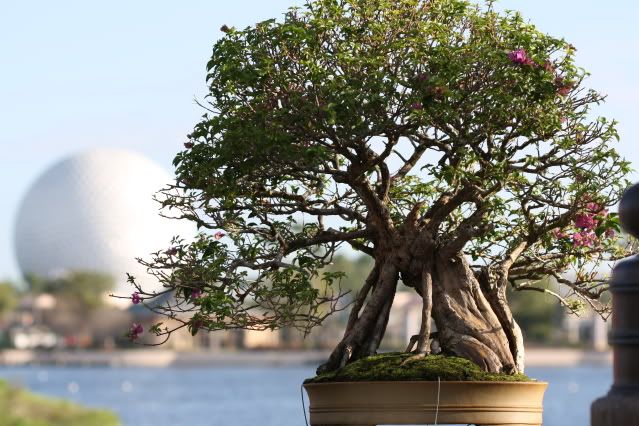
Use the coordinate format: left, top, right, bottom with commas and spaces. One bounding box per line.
1, 0, 639, 281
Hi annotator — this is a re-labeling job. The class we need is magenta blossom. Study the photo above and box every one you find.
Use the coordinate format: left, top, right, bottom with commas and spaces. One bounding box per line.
165, 247, 178, 256
586, 202, 601, 212
191, 289, 202, 300
543, 60, 555, 74
605, 228, 616, 238
574, 213, 598, 230
214, 231, 225, 240
586, 202, 608, 217
555, 76, 574, 96
572, 231, 596, 248
129, 323, 144, 340
411, 102, 423, 110
508, 49, 534, 66
131, 292, 141, 305
552, 228, 566, 239
557, 85, 572, 96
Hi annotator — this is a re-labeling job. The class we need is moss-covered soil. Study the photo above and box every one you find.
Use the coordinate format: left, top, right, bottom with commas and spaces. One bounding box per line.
0, 380, 120, 426
305, 352, 532, 384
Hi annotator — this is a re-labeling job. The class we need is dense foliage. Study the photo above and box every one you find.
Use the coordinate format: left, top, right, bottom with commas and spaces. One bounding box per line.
128, 0, 631, 371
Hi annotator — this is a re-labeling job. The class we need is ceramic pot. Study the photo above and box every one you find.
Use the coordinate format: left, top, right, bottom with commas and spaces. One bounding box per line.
303, 380, 548, 425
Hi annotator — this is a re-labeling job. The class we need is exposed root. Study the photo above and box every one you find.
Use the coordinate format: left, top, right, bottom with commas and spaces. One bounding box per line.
400, 352, 428, 366
405, 334, 419, 352
405, 332, 439, 353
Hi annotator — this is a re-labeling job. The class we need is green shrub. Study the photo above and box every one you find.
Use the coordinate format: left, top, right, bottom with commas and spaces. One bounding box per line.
0, 380, 120, 426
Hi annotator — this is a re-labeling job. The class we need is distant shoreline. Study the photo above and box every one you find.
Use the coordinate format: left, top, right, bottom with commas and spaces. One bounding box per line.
0, 348, 611, 368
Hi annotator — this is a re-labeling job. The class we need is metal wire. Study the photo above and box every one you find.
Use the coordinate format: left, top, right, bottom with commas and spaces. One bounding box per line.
434, 376, 441, 425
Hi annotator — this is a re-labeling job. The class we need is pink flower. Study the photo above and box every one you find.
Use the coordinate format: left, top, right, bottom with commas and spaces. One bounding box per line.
557, 85, 572, 96
574, 213, 598, 230
508, 49, 534, 66
555, 76, 574, 96
605, 228, 616, 238
416, 73, 429, 82
572, 231, 596, 248
129, 323, 144, 340
184, 142, 194, 149
131, 292, 141, 305
214, 231, 225, 240
411, 102, 423, 110
191, 289, 202, 300
543, 61, 555, 73
552, 228, 566, 239
586, 202, 608, 217
586, 202, 601, 212
165, 247, 178, 256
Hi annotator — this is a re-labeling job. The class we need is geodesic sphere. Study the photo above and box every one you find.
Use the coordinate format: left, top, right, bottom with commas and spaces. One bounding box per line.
14, 148, 193, 293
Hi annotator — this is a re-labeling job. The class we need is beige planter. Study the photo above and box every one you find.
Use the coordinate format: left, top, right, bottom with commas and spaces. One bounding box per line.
304, 380, 548, 425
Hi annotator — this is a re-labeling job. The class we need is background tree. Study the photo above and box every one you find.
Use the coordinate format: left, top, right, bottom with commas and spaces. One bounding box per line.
28, 271, 114, 312
0, 281, 18, 320
132, 0, 632, 374
507, 278, 562, 344
29, 271, 116, 343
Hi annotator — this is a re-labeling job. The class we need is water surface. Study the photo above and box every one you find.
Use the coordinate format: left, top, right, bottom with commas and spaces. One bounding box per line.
0, 364, 611, 426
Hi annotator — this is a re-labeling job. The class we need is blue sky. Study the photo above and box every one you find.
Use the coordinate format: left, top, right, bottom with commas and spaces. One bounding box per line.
1, 1, 638, 281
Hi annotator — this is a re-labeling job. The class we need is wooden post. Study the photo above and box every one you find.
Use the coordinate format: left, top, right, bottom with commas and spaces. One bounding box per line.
591, 183, 639, 425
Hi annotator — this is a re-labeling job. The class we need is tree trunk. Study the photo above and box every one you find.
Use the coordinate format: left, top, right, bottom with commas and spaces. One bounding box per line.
431, 252, 521, 373
318, 248, 525, 375
477, 267, 526, 373
316, 257, 398, 374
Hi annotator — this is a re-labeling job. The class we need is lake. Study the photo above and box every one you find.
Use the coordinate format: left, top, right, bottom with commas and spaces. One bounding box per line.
0, 364, 611, 425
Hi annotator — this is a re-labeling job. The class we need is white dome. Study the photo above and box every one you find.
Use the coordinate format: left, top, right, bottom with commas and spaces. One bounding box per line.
14, 148, 193, 294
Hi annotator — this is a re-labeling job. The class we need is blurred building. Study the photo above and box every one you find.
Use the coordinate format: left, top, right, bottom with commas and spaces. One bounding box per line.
384, 291, 422, 350
563, 310, 610, 351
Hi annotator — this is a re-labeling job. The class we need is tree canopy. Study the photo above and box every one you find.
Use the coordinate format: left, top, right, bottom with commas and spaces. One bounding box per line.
130, 0, 631, 357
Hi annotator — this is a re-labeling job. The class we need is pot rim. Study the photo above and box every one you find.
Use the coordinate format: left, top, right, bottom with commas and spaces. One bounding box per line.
304, 380, 548, 387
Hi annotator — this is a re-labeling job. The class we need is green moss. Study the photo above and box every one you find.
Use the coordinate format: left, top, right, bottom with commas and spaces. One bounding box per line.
0, 380, 120, 426
305, 353, 532, 384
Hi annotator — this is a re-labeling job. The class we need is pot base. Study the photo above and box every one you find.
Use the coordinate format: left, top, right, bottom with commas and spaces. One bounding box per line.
304, 381, 547, 425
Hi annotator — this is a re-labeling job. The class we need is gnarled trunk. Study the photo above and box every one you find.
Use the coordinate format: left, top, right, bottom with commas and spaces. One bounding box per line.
477, 266, 526, 373
430, 252, 520, 373
318, 249, 524, 375
317, 257, 398, 374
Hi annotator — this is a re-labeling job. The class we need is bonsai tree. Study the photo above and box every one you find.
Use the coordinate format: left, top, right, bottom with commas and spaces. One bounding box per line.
128, 0, 632, 375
